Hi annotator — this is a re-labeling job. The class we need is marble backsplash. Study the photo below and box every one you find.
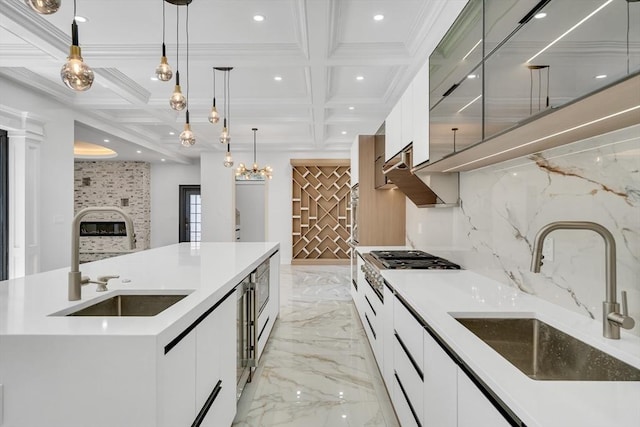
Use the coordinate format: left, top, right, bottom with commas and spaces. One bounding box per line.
406, 124, 640, 336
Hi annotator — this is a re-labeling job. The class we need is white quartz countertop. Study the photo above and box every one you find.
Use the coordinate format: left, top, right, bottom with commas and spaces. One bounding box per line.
0, 242, 279, 336
366, 251, 640, 427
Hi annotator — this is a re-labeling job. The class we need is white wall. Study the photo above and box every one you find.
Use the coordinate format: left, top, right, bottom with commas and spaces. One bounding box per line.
199, 149, 349, 263
0, 77, 74, 275
406, 124, 640, 336
150, 162, 201, 248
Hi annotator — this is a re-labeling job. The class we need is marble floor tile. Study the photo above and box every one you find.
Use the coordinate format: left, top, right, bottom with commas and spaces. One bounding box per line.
233, 265, 398, 427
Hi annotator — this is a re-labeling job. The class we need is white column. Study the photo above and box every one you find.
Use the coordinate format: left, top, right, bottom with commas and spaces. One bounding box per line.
200, 152, 235, 242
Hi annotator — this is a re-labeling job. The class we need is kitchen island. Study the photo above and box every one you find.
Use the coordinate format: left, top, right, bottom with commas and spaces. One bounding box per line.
353, 246, 640, 427
0, 242, 280, 427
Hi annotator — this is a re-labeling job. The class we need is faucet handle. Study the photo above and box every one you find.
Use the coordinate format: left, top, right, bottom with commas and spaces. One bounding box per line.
608, 291, 635, 330
97, 275, 120, 283
621, 291, 630, 317
91, 275, 120, 292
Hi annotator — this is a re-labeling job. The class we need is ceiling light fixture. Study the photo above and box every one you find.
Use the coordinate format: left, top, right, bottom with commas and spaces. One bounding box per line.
161, 158, 166, 162
462, 39, 482, 61
457, 94, 482, 113
179, 1, 195, 147
356, 75, 364, 81
74, 15, 87, 23
169, 131, 175, 135
61, 0, 94, 91
150, 76, 159, 81
467, 74, 477, 79
341, 131, 347, 135
526, 0, 613, 63
169, 4, 186, 110
595, 74, 608, 79
274, 76, 282, 81
534, 12, 547, 19
208, 68, 220, 123
373, 14, 384, 21
103, 139, 109, 142
348, 106, 355, 110
136, 150, 142, 154
25, 0, 60, 14
236, 128, 272, 180
155, 0, 173, 82
253, 15, 265, 22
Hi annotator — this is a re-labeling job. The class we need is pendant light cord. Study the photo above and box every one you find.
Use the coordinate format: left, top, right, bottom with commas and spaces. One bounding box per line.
186, 1, 189, 108
73, 0, 76, 18
176, 4, 179, 74
212, 68, 216, 107
162, 0, 166, 44
253, 130, 257, 164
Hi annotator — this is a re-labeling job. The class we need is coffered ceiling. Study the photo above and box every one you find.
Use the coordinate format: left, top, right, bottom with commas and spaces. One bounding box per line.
0, 0, 466, 163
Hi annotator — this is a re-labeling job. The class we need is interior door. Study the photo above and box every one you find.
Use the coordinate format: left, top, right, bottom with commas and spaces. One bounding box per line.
179, 185, 201, 243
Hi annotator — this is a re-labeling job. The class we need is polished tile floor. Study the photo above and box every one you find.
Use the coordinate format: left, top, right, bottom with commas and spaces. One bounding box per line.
233, 264, 399, 426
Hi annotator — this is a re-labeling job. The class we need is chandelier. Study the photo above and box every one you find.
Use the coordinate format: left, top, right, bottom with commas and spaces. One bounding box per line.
236, 128, 272, 180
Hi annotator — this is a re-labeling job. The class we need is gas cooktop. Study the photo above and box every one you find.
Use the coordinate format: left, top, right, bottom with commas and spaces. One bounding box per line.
369, 250, 460, 270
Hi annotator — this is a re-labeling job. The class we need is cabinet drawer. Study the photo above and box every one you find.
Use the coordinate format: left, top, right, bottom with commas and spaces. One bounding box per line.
423, 329, 457, 427
394, 296, 424, 372
394, 333, 424, 425
393, 371, 422, 427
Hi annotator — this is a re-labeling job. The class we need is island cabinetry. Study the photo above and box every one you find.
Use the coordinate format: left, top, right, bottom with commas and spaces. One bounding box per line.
457, 372, 510, 427
159, 288, 237, 427
423, 329, 457, 426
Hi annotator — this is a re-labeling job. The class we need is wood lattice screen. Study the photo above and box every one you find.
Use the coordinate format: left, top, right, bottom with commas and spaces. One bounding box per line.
291, 159, 351, 264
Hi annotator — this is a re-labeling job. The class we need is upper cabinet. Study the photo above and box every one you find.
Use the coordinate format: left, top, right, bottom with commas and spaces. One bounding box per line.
384, 101, 403, 161
421, 0, 640, 172
350, 135, 359, 187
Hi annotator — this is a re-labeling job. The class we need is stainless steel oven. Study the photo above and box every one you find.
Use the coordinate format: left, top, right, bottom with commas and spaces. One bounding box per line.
236, 274, 252, 400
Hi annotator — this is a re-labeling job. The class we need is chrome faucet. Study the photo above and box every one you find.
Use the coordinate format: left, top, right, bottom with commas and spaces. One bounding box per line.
531, 221, 635, 339
69, 207, 136, 301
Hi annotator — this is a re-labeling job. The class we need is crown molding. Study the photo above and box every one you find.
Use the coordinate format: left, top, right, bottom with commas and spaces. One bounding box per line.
0, 67, 75, 103
94, 68, 151, 104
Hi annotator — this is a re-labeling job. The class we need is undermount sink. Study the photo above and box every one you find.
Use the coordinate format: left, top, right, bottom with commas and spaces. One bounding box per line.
455, 317, 640, 381
55, 293, 191, 317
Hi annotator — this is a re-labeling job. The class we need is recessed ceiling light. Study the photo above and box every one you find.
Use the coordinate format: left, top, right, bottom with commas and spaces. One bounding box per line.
373, 14, 384, 21
169, 131, 175, 135
467, 74, 477, 79
341, 131, 347, 135
348, 106, 355, 110
534, 12, 547, 19
274, 76, 282, 81
253, 15, 265, 22
595, 74, 607, 79
74, 15, 88, 23
103, 139, 109, 143
161, 158, 166, 162
356, 75, 364, 81
136, 150, 142, 154
150, 76, 159, 81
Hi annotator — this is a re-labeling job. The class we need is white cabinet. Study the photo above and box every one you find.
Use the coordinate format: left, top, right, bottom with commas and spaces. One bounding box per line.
382, 283, 395, 394
412, 60, 430, 166
423, 330, 457, 427
159, 332, 196, 427
350, 135, 359, 187
385, 101, 403, 161
401, 84, 414, 150
362, 278, 384, 371
457, 371, 511, 427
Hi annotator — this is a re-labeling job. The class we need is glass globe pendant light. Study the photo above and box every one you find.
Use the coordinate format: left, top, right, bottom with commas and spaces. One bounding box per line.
208, 68, 220, 124
60, 0, 94, 91
25, 0, 61, 14
180, 110, 195, 147
169, 4, 186, 111
224, 148, 234, 168
178, 0, 195, 146
217, 67, 233, 144
155, 0, 172, 81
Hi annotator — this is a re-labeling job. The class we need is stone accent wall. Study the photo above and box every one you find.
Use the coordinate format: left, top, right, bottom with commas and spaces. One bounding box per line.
74, 161, 150, 262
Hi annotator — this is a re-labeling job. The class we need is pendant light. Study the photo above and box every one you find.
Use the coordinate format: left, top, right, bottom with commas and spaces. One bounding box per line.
60, 0, 94, 91
169, 3, 186, 111
216, 67, 233, 144
25, 0, 61, 15
236, 128, 273, 179
179, 1, 195, 147
155, 0, 173, 81
208, 68, 220, 124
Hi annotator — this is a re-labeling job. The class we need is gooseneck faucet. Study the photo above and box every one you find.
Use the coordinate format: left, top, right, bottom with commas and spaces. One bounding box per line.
531, 221, 635, 339
69, 207, 136, 301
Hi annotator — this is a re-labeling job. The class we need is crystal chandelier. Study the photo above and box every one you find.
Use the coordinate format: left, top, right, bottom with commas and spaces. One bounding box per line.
236, 128, 273, 180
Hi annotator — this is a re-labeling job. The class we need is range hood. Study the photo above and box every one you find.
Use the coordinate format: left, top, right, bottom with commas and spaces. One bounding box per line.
383, 146, 459, 208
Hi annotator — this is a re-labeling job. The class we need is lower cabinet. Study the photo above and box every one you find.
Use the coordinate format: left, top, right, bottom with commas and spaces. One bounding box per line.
423, 330, 457, 427
159, 289, 237, 427
457, 371, 511, 427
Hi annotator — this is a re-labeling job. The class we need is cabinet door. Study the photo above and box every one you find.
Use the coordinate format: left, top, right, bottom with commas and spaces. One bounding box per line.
196, 291, 237, 427
385, 101, 403, 161
159, 333, 196, 427
350, 135, 359, 186
412, 61, 430, 166
401, 83, 414, 149
457, 370, 510, 427
423, 330, 457, 427
382, 284, 395, 395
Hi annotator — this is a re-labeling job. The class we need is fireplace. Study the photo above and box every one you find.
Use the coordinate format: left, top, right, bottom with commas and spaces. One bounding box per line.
80, 221, 127, 237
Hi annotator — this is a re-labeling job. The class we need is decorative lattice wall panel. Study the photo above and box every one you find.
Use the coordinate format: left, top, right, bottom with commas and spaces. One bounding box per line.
291, 159, 351, 265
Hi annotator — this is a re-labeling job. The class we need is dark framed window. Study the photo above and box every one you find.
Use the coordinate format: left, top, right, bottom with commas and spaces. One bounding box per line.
0, 130, 8, 280
179, 185, 201, 243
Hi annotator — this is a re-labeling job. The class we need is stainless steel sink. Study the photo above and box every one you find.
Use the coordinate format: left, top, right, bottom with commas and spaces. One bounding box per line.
456, 317, 640, 381
66, 294, 188, 317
